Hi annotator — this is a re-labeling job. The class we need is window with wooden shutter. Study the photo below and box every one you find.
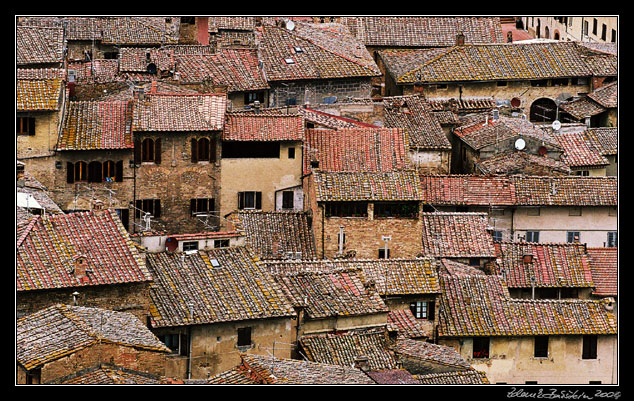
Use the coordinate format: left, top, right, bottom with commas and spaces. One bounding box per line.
17, 117, 36, 135
74, 161, 87, 182
115, 161, 123, 182
67, 162, 75, 183
198, 137, 210, 161
142, 138, 154, 162
154, 138, 161, 164
582, 335, 597, 359
88, 161, 102, 183
191, 138, 198, 163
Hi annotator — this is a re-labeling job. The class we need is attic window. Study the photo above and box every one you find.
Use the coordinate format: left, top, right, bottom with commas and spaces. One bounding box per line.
293, 46, 304, 53
284, 57, 295, 64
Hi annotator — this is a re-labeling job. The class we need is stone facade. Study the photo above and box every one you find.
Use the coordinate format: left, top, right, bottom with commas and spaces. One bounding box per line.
16, 282, 152, 323
269, 78, 373, 107
17, 108, 64, 160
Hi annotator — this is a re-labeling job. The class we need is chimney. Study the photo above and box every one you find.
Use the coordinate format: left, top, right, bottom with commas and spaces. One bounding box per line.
507, 30, 513, 43
522, 254, 534, 264
72, 255, 90, 281
196, 17, 210, 46
353, 355, 370, 372
91, 199, 106, 212
456, 32, 465, 46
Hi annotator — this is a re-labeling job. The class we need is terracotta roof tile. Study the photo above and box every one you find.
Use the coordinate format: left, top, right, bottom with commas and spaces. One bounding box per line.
382, 95, 451, 149
17, 304, 169, 370
16, 78, 63, 111
100, 17, 179, 45
146, 247, 296, 327
415, 369, 489, 384
272, 268, 387, 319
238, 354, 375, 384
314, 170, 422, 202
223, 112, 304, 141
58, 100, 134, 150
395, 337, 471, 369
387, 309, 429, 339
587, 247, 618, 297
258, 22, 380, 81
299, 107, 378, 130
420, 212, 496, 258
476, 151, 572, 175
438, 274, 617, 337
230, 211, 316, 260
556, 132, 610, 168
511, 175, 617, 206
48, 364, 169, 384
299, 328, 397, 371
588, 81, 617, 108
366, 369, 420, 384
133, 93, 226, 131
493, 242, 595, 289
16, 25, 64, 65
584, 128, 618, 156
341, 17, 504, 47
419, 175, 516, 206
385, 42, 612, 84
16, 210, 152, 292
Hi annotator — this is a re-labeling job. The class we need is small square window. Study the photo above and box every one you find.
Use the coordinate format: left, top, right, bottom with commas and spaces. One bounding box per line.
492, 231, 503, 242
282, 191, 294, 210
183, 241, 198, 252
473, 337, 490, 359
526, 231, 540, 243
567, 231, 580, 243
607, 232, 617, 247
288, 147, 295, 159
214, 239, 230, 248
378, 248, 390, 259
582, 335, 597, 359
534, 336, 549, 358
237, 327, 252, 347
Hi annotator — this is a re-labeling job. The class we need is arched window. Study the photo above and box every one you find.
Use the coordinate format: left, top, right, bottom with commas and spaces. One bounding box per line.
530, 98, 558, 122
198, 137, 210, 161
88, 161, 102, 183
545, 26, 550, 39
191, 137, 215, 163
103, 160, 116, 182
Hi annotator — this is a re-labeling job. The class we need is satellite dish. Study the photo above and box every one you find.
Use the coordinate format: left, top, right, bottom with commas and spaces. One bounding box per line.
551, 120, 561, 131
538, 146, 548, 156
166, 237, 178, 252
146, 62, 157, 74
511, 97, 521, 108
514, 138, 526, 151
285, 20, 295, 31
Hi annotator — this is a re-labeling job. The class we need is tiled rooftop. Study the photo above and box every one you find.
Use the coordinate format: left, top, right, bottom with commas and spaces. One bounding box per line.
17, 304, 169, 370
556, 131, 610, 168
299, 107, 378, 130
420, 212, 496, 258
493, 242, 595, 289
438, 274, 617, 337
230, 211, 316, 260
305, 127, 409, 174
395, 337, 471, 370
583, 128, 618, 156
383, 42, 616, 84
57, 100, 134, 150
16, 25, 64, 65
587, 247, 618, 297
16, 78, 63, 111
99, 17, 179, 45
258, 22, 381, 82
223, 112, 304, 142
299, 328, 398, 371
173, 48, 269, 91
47, 364, 169, 385
341, 17, 504, 47
314, 170, 422, 202
146, 247, 296, 328
415, 369, 489, 384
16, 209, 152, 292
382, 95, 452, 150
132, 93, 227, 131
272, 267, 387, 319
387, 309, 429, 339
475, 151, 572, 176
419, 174, 517, 206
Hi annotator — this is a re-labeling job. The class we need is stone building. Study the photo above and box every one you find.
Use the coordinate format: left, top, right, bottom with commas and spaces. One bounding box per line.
219, 111, 305, 221
378, 41, 617, 124
145, 246, 297, 379
418, 174, 618, 247
131, 91, 227, 234
436, 273, 617, 384
16, 304, 170, 384
559, 81, 617, 128
452, 115, 569, 176
257, 21, 382, 107
16, 207, 153, 321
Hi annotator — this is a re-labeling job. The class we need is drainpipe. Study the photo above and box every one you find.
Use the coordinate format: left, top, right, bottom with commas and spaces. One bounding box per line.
321, 204, 325, 258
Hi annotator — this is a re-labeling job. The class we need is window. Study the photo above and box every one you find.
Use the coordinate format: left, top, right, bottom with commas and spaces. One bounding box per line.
469, 258, 480, 267
410, 301, 435, 320
374, 202, 419, 219
137, 138, 161, 164
492, 231, 503, 242
244, 91, 265, 105
569, 207, 582, 216
582, 335, 598, 359
576, 170, 590, 176
67, 161, 87, 183
325, 202, 368, 218
17, 116, 36, 135
214, 239, 230, 248
238, 191, 262, 210
526, 231, 540, 243
25, 368, 41, 384
237, 327, 251, 347
496, 81, 507, 87
583, 21, 589, 36
551, 78, 568, 86
534, 336, 549, 358
567, 231, 580, 243
190, 198, 214, 217
135, 199, 161, 218
607, 232, 617, 247
286, 97, 297, 106
611, 29, 616, 43
378, 248, 390, 259
601, 24, 607, 41
183, 241, 198, 251
161, 334, 189, 356
530, 79, 549, 87
288, 147, 295, 159
282, 191, 294, 209
473, 337, 490, 359
222, 141, 279, 158
191, 137, 216, 163
560, 288, 579, 299
592, 19, 598, 35
104, 51, 118, 59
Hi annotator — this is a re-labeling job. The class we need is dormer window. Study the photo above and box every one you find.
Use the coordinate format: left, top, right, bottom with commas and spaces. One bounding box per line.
284, 57, 295, 64
293, 46, 304, 53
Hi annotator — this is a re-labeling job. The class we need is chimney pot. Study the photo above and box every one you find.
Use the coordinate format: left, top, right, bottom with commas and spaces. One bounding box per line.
456, 32, 465, 46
